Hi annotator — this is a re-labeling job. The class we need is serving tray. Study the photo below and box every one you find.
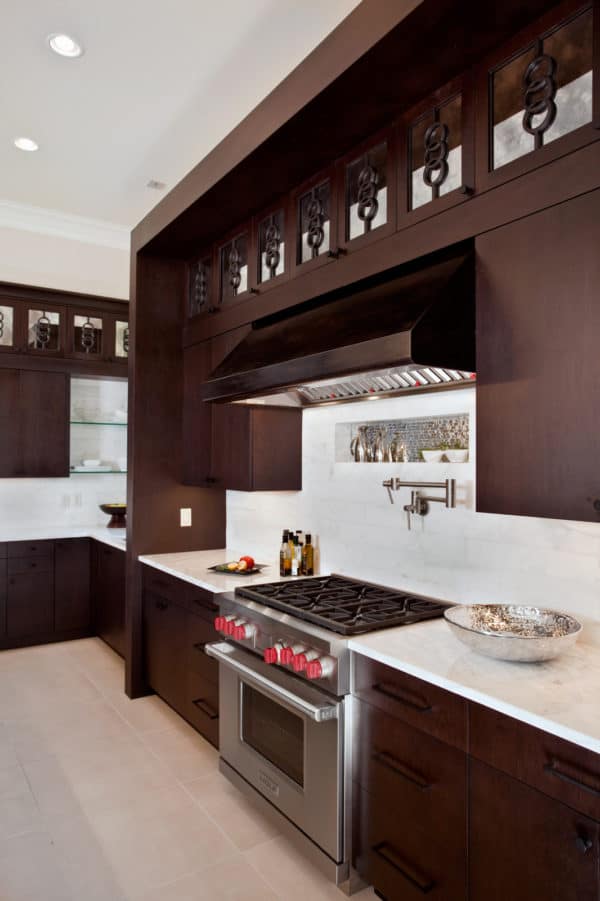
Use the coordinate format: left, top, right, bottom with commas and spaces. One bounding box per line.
208, 563, 268, 576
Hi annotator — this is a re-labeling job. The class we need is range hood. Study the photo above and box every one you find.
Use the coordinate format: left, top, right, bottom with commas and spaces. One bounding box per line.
201, 243, 476, 407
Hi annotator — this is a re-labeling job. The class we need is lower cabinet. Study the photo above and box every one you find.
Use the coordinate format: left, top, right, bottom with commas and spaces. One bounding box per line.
142, 565, 219, 747
6, 562, 54, 640
352, 654, 600, 900
470, 759, 599, 901
55, 538, 91, 632
92, 541, 126, 657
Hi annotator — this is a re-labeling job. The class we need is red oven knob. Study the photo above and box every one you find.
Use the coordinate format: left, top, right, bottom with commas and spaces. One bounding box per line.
214, 616, 226, 632
306, 660, 323, 680
224, 618, 238, 636
264, 647, 279, 664
233, 622, 256, 641
292, 653, 307, 672
279, 647, 294, 665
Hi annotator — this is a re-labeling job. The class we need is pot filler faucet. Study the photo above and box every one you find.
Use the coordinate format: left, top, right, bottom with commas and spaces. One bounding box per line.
382, 478, 456, 529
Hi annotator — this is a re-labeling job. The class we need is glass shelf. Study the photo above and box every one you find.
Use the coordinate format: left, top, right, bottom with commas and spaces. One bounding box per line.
70, 421, 128, 427
70, 470, 127, 475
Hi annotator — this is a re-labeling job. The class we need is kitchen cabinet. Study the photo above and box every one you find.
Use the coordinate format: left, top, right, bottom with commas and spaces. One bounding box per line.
54, 538, 91, 632
210, 403, 302, 491
93, 541, 126, 657
6, 554, 54, 641
0, 369, 69, 477
0, 546, 6, 639
476, 188, 600, 522
141, 565, 220, 747
470, 760, 599, 901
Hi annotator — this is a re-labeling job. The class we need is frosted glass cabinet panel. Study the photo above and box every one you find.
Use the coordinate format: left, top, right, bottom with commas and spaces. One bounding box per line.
258, 209, 285, 283
410, 94, 463, 210
72, 314, 103, 357
114, 320, 129, 359
0, 305, 16, 350
297, 180, 331, 264
345, 142, 388, 241
220, 232, 249, 304
27, 308, 62, 353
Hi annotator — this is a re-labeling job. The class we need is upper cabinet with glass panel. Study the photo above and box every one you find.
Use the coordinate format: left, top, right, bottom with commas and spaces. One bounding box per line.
69, 312, 104, 359
27, 306, 63, 354
292, 171, 336, 275
189, 255, 213, 317
0, 303, 17, 352
219, 230, 251, 306
410, 95, 463, 209
114, 320, 129, 360
481, 3, 595, 186
343, 137, 394, 247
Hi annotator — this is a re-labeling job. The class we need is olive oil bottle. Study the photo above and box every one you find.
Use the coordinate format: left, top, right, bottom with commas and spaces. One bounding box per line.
280, 530, 292, 576
302, 534, 314, 576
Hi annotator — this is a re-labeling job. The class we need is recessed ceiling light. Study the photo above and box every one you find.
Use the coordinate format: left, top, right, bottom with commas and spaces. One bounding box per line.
48, 33, 83, 58
146, 179, 166, 190
14, 137, 39, 152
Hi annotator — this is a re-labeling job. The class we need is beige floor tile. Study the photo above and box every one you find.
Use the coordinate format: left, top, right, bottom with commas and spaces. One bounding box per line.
184, 770, 280, 851
136, 855, 279, 901
0, 830, 76, 901
106, 690, 184, 734
245, 834, 377, 901
0, 763, 42, 840
0, 723, 19, 770
140, 719, 219, 783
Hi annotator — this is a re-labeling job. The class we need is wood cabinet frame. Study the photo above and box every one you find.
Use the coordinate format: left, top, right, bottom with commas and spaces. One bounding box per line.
474, 0, 599, 193
397, 72, 476, 230
337, 125, 397, 254
290, 164, 340, 279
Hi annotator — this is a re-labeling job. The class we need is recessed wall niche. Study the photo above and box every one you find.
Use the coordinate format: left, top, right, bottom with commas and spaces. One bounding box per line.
335, 413, 469, 463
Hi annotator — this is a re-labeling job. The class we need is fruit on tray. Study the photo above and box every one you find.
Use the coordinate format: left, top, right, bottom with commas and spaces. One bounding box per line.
239, 555, 255, 570
216, 555, 258, 573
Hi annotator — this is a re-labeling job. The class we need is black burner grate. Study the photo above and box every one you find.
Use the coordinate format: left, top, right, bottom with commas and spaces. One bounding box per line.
235, 575, 448, 635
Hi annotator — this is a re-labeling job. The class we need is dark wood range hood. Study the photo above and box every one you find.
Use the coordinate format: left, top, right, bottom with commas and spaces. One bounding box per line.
201, 243, 475, 406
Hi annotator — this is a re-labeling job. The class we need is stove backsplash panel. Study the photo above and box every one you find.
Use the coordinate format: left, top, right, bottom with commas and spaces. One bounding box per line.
226, 387, 600, 622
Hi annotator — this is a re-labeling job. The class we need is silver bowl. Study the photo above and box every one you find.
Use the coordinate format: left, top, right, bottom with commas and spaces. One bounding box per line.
444, 604, 582, 663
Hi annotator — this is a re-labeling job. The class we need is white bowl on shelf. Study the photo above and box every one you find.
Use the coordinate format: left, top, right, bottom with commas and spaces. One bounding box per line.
82, 459, 101, 467
444, 449, 469, 463
421, 450, 444, 463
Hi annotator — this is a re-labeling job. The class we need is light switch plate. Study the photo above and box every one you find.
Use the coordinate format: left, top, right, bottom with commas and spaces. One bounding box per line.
180, 507, 192, 527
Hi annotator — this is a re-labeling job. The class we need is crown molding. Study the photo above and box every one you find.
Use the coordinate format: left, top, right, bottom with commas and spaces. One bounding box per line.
0, 199, 130, 250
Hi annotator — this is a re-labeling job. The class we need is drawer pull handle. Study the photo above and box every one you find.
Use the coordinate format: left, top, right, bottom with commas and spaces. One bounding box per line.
193, 641, 208, 652
544, 759, 600, 797
373, 842, 434, 894
192, 697, 218, 720
372, 682, 432, 713
155, 600, 169, 611
575, 833, 593, 854
372, 749, 432, 791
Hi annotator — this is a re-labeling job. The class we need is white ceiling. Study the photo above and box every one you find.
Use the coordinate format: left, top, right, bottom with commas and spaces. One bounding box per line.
1, 0, 361, 230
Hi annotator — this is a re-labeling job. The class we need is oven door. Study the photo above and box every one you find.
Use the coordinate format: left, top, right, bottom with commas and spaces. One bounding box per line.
206, 641, 344, 862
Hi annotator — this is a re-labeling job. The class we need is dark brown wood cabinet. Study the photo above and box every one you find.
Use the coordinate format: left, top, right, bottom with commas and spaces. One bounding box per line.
476, 189, 600, 522
141, 564, 220, 747
54, 538, 91, 632
0, 369, 69, 477
0, 546, 6, 639
470, 760, 599, 901
93, 541, 126, 657
211, 403, 302, 491
6, 555, 54, 641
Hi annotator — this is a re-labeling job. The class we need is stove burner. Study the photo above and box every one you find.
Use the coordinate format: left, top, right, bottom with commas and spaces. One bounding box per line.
235, 575, 448, 635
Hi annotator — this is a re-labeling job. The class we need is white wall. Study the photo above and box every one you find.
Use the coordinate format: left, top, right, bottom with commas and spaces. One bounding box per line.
0, 379, 127, 529
227, 387, 600, 622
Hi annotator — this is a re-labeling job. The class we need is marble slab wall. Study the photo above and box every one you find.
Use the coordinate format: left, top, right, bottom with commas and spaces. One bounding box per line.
336, 413, 469, 462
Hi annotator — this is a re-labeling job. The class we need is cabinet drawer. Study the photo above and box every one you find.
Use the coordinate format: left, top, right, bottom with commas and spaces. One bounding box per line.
7, 540, 54, 558
142, 566, 190, 607
0, 544, 6, 560
187, 585, 218, 617
353, 699, 467, 827
353, 654, 467, 750
6, 572, 54, 638
187, 614, 219, 682
8, 555, 54, 575
470, 704, 600, 821
353, 785, 467, 901
186, 670, 219, 748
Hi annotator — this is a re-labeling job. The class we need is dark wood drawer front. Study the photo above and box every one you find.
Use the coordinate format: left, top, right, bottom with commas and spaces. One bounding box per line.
470, 704, 600, 821
187, 614, 219, 682
470, 759, 599, 901
7, 540, 54, 558
0, 543, 6, 560
353, 785, 467, 901
187, 670, 219, 748
353, 655, 467, 750
8, 556, 54, 575
142, 566, 190, 608
187, 585, 218, 616
353, 699, 467, 824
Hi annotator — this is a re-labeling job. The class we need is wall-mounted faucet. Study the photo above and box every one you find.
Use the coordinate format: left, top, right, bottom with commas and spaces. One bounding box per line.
382, 478, 456, 529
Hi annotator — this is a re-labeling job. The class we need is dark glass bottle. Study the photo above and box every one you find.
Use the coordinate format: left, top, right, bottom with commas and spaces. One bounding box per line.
302, 534, 314, 576
280, 530, 291, 577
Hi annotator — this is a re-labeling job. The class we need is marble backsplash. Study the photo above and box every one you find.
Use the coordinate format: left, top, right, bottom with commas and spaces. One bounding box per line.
226, 387, 600, 622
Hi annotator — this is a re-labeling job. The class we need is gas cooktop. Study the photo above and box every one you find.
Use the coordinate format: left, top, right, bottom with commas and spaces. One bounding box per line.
235, 574, 449, 636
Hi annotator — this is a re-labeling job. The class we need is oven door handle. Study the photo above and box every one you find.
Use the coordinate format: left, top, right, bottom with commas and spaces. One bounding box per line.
205, 642, 339, 723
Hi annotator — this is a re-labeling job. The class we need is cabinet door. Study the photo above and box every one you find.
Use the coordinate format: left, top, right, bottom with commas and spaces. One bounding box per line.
211, 404, 253, 490
0, 556, 6, 639
54, 539, 91, 632
20, 370, 70, 477
143, 592, 187, 713
0, 369, 21, 476
477, 189, 600, 521
6, 570, 54, 639
93, 543, 126, 657
470, 759, 599, 901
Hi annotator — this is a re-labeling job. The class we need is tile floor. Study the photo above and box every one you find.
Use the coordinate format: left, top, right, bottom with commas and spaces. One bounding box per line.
0, 638, 376, 900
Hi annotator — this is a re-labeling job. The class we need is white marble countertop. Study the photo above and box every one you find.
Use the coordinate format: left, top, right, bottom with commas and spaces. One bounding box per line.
139, 548, 289, 594
0, 526, 126, 551
349, 617, 600, 755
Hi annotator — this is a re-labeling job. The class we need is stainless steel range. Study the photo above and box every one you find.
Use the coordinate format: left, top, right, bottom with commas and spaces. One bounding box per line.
206, 574, 448, 894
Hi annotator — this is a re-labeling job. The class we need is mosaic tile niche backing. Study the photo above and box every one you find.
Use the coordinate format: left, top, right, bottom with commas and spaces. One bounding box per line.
335, 413, 469, 463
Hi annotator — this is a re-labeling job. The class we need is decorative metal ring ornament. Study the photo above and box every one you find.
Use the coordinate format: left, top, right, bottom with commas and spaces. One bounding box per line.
264, 222, 282, 278
35, 313, 52, 348
0, 309, 4, 340
423, 122, 450, 188
522, 54, 557, 137
81, 317, 96, 353
356, 164, 379, 223
193, 262, 209, 311
307, 197, 325, 257
228, 245, 242, 294
123, 328, 129, 354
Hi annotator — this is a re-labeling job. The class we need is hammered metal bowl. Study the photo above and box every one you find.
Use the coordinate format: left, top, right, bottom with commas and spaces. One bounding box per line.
444, 604, 582, 662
